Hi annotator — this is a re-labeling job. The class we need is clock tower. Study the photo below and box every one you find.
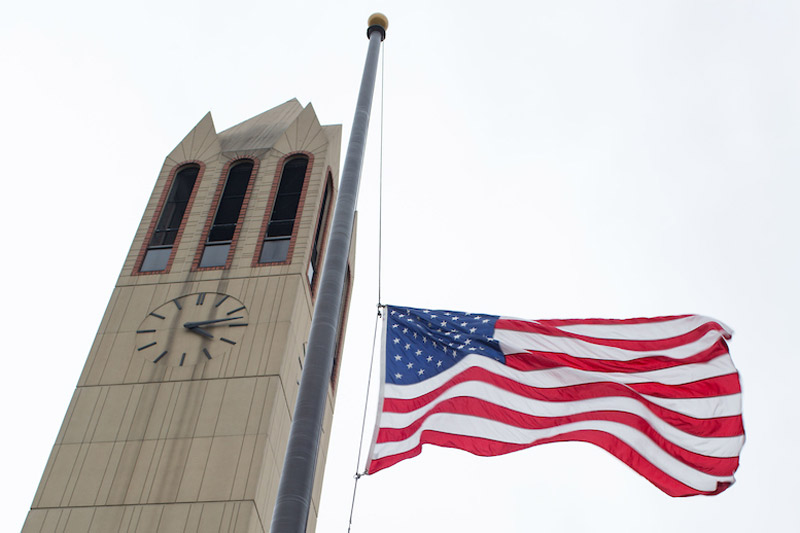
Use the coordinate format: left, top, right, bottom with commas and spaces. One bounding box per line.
22, 99, 352, 533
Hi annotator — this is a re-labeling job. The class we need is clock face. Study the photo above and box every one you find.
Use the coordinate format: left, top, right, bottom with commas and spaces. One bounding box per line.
135, 292, 249, 367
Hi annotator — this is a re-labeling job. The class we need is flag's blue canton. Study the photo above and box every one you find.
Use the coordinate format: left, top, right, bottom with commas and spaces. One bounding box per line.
385, 306, 504, 385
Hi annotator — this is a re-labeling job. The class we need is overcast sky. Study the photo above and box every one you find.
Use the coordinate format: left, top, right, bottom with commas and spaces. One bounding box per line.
2, 1, 798, 532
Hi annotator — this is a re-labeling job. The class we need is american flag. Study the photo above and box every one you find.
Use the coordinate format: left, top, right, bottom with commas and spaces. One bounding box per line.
367, 305, 743, 497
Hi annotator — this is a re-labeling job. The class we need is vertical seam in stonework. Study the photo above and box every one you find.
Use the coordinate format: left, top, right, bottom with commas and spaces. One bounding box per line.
93, 387, 133, 506
121, 289, 145, 383
147, 382, 182, 503
91, 434, 116, 508
103, 386, 141, 506
140, 384, 177, 503
87, 386, 109, 443
257, 276, 276, 377
95, 334, 121, 395
228, 377, 259, 502
229, 501, 238, 533
225, 501, 235, 532
114, 385, 136, 443
247, 277, 259, 376
124, 505, 136, 531
84, 506, 99, 532
139, 437, 163, 504
251, 498, 268, 533
132, 286, 161, 383
56, 508, 69, 530
98, 285, 139, 384
173, 380, 207, 504
180, 503, 192, 533
248, 277, 262, 375
262, 277, 277, 377
168, 382, 192, 499
117, 386, 152, 505
273, 276, 289, 392
60, 441, 89, 508
195, 379, 229, 500
242, 379, 269, 514
152, 503, 167, 532
158, 381, 181, 438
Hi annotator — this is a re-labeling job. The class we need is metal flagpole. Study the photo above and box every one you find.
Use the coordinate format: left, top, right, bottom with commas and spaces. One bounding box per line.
269, 13, 388, 533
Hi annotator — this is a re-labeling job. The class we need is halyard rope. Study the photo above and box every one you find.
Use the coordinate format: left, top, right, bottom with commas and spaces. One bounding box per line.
347, 38, 385, 533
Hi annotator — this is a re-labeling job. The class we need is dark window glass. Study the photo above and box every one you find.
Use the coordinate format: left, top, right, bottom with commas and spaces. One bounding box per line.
260, 157, 308, 263
149, 166, 198, 247
141, 165, 199, 271
199, 161, 253, 268
207, 162, 253, 244
308, 177, 332, 290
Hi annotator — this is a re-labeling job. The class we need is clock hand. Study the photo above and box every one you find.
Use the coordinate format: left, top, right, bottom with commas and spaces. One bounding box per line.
186, 326, 214, 339
183, 316, 244, 328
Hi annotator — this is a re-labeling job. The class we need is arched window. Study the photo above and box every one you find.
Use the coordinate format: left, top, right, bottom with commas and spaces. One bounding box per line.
199, 160, 254, 268
307, 174, 333, 292
140, 164, 199, 272
259, 156, 309, 263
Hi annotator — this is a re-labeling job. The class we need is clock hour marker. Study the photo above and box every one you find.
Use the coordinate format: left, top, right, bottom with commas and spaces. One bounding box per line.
203, 348, 212, 360
179, 353, 186, 366
153, 350, 168, 363
228, 323, 248, 327
220, 337, 236, 345
214, 295, 230, 308
227, 306, 245, 316
136, 329, 156, 334
138, 341, 157, 351
196, 293, 205, 305
173, 298, 183, 310
150, 312, 165, 319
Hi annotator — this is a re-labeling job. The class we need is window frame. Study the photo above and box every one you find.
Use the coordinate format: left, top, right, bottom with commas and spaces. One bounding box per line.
193, 157, 259, 271
307, 170, 334, 296
253, 151, 314, 267
135, 161, 204, 275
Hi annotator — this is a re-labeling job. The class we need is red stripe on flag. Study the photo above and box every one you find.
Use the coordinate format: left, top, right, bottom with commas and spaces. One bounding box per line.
368, 429, 730, 497
377, 397, 739, 476
529, 315, 692, 327
503, 339, 730, 373
383, 366, 744, 437
497, 318, 730, 350
628, 373, 741, 398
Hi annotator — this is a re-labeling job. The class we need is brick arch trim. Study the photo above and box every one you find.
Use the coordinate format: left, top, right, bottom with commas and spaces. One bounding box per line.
192, 156, 261, 271
252, 151, 315, 267
133, 160, 206, 275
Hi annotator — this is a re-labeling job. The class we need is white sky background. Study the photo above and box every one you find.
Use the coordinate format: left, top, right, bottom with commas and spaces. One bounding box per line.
2, 1, 798, 531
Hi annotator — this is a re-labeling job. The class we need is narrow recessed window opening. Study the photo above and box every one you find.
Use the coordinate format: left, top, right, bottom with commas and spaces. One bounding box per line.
260, 156, 308, 263
199, 161, 254, 268
141, 165, 199, 272
307, 176, 333, 291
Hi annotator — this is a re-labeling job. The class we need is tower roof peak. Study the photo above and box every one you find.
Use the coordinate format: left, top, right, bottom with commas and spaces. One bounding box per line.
218, 99, 305, 152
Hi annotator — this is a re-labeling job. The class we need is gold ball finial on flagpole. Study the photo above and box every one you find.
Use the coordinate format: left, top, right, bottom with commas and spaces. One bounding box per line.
369, 12, 389, 30
367, 13, 388, 40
